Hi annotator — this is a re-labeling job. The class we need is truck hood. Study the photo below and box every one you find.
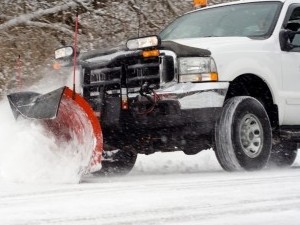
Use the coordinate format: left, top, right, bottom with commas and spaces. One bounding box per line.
169, 37, 262, 55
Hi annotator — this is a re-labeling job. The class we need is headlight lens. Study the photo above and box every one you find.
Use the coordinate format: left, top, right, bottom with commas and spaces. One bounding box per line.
126, 36, 160, 50
178, 57, 218, 82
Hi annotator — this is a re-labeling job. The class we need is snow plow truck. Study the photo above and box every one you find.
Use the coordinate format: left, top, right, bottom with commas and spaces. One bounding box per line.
8, 0, 300, 175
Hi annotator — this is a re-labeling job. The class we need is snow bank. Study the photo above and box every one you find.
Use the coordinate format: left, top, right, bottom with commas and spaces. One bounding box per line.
131, 150, 222, 175
132, 147, 300, 175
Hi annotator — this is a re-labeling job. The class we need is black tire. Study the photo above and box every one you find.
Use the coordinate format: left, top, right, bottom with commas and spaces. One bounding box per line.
215, 96, 272, 171
93, 149, 137, 176
268, 140, 297, 167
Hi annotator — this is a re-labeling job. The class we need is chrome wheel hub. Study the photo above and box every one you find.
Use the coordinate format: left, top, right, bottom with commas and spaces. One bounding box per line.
239, 114, 263, 158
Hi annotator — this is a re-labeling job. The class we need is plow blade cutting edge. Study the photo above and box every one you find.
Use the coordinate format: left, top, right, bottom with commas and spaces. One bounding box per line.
7, 86, 103, 173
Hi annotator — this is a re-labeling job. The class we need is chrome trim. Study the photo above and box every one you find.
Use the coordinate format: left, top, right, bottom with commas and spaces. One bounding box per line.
156, 82, 229, 109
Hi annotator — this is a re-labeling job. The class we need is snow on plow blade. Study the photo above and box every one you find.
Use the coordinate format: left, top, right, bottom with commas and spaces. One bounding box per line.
7, 86, 103, 172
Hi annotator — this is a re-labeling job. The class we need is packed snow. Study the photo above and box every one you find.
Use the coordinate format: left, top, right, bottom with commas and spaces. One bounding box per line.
0, 150, 299, 225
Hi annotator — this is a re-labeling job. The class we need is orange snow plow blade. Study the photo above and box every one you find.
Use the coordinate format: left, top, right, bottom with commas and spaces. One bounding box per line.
7, 86, 103, 171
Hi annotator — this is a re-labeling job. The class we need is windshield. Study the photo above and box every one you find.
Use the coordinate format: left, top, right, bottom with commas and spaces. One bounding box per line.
160, 2, 282, 40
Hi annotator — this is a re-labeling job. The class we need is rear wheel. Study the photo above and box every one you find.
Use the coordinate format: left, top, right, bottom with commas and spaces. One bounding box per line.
268, 140, 297, 167
93, 149, 137, 176
215, 96, 272, 171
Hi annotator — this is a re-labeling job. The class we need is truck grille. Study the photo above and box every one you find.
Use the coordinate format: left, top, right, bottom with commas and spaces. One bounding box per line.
82, 53, 175, 101
88, 57, 160, 92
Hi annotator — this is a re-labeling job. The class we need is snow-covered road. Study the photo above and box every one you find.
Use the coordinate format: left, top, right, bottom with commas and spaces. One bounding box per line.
0, 151, 300, 225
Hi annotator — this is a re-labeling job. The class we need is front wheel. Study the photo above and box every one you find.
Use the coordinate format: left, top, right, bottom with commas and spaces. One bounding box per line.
215, 96, 272, 171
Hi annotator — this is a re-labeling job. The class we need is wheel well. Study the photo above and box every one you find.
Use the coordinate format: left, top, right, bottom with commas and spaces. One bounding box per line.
225, 74, 279, 128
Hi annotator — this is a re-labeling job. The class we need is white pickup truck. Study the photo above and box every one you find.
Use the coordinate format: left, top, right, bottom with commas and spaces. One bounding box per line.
55, 0, 300, 174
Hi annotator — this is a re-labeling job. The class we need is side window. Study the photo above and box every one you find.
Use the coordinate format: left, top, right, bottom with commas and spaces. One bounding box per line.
285, 7, 300, 46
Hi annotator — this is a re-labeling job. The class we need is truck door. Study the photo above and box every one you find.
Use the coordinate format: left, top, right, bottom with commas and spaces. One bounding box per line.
281, 5, 300, 125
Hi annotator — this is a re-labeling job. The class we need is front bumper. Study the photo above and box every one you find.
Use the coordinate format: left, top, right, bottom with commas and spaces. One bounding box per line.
102, 81, 229, 132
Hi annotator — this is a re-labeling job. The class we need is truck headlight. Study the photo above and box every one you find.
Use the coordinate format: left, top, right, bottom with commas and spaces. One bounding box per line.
126, 35, 160, 50
178, 57, 218, 82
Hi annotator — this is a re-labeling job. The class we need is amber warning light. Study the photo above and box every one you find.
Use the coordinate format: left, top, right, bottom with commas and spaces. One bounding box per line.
194, 0, 207, 8
142, 50, 160, 58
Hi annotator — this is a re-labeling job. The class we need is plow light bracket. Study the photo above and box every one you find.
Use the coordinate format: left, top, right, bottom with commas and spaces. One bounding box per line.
126, 35, 161, 50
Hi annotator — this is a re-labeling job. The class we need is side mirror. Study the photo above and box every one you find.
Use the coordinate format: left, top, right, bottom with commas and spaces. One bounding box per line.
126, 35, 161, 50
279, 29, 300, 51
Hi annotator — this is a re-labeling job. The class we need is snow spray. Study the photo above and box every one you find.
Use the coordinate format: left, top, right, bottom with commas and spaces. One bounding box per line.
0, 69, 91, 184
